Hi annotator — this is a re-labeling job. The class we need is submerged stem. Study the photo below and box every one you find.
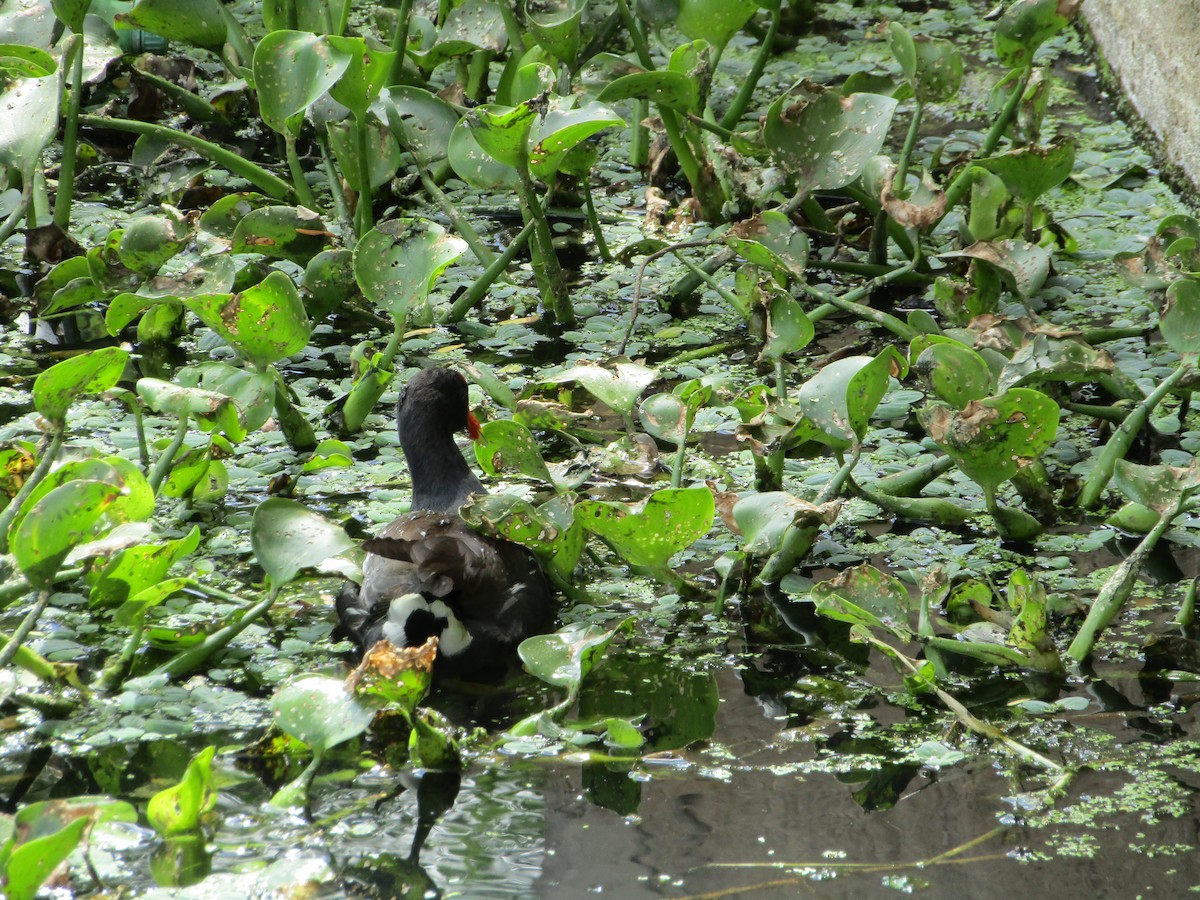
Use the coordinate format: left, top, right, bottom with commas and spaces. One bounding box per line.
442, 221, 535, 323
148, 419, 189, 494
0, 589, 52, 670
719, 8, 780, 129
79, 115, 295, 199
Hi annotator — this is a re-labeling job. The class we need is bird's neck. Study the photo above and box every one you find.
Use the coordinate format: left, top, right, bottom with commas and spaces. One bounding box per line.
403, 429, 484, 513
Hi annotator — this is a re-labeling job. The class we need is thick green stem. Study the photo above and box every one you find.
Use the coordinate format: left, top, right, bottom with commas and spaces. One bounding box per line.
614, 0, 653, 68
812, 258, 926, 280
583, 178, 611, 262
670, 441, 687, 489
1176, 576, 1198, 628
217, 5, 255, 70
97, 617, 146, 693
339, 363, 394, 437
671, 249, 748, 320
130, 400, 149, 470
0, 589, 52, 670
0, 428, 64, 553
284, 132, 318, 210
465, 50, 493, 102
315, 127, 354, 240
868, 633, 1063, 771
720, 8, 780, 129
415, 155, 496, 267
79, 115, 294, 199
516, 164, 572, 325
496, 3, 527, 54
353, 116, 374, 238
387, 0, 415, 85
660, 109, 724, 221
756, 446, 862, 587
660, 341, 737, 367
925, 634, 1030, 668
852, 477, 976, 527
150, 587, 282, 681
0, 634, 58, 681
805, 302, 837, 323
842, 185, 918, 260
666, 189, 808, 307
54, 33, 85, 230
272, 368, 318, 452
1067, 496, 1183, 663
892, 104, 922, 199
1062, 400, 1132, 425
31, 169, 48, 226
334, 0, 352, 36
871, 453, 957, 497
185, 581, 255, 606
148, 419, 188, 494
659, 110, 703, 193
272, 752, 325, 810
981, 68, 1031, 157
0, 566, 82, 611
376, 322, 405, 372
941, 67, 1031, 215
613, 0, 721, 217
1081, 325, 1149, 344
799, 194, 832, 231
871, 100, 923, 265
797, 264, 921, 342
686, 113, 733, 140
1076, 363, 1192, 510
629, 99, 648, 168
443, 221, 535, 323
0, 177, 32, 244
667, 247, 736, 311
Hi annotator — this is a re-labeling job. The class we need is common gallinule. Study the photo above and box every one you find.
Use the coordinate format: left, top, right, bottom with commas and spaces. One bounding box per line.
336, 367, 554, 674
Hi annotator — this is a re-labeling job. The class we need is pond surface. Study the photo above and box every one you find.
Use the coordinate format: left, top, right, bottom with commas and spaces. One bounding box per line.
101, 662, 1195, 898
4, 0, 1200, 897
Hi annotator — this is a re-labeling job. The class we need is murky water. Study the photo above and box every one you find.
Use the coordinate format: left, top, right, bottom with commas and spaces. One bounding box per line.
53, 663, 1174, 898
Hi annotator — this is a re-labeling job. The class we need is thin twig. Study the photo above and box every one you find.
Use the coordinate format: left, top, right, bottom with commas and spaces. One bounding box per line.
619, 239, 722, 354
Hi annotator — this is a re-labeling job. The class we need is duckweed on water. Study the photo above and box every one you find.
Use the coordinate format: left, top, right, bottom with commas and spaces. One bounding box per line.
3, 0, 1200, 896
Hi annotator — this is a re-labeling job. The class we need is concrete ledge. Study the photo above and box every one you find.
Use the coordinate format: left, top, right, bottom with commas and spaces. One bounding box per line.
1081, 0, 1200, 192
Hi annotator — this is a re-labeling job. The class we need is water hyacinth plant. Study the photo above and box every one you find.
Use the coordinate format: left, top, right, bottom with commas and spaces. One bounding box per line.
2, 0, 1200, 894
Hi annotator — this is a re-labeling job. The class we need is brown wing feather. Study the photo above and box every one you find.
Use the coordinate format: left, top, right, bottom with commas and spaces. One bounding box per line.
342, 512, 554, 670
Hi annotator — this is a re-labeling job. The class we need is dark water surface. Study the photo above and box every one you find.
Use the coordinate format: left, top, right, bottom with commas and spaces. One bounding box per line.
300, 666, 1197, 899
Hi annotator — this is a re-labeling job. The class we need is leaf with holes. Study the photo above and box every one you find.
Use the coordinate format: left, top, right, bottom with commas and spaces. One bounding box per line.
353, 218, 467, 322
765, 87, 898, 193
519, 617, 634, 691
33, 346, 127, 425
251, 498, 355, 589
528, 100, 623, 180
12, 480, 121, 589
577, 487, 714, 572
475, 419, 554, 484
271, 675, 376, 753
186, 272, 311, 370
918, 388, 1060, 493
253, 30, 350, 136
548, 362, 657, 418
994, 0, 1078, 69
